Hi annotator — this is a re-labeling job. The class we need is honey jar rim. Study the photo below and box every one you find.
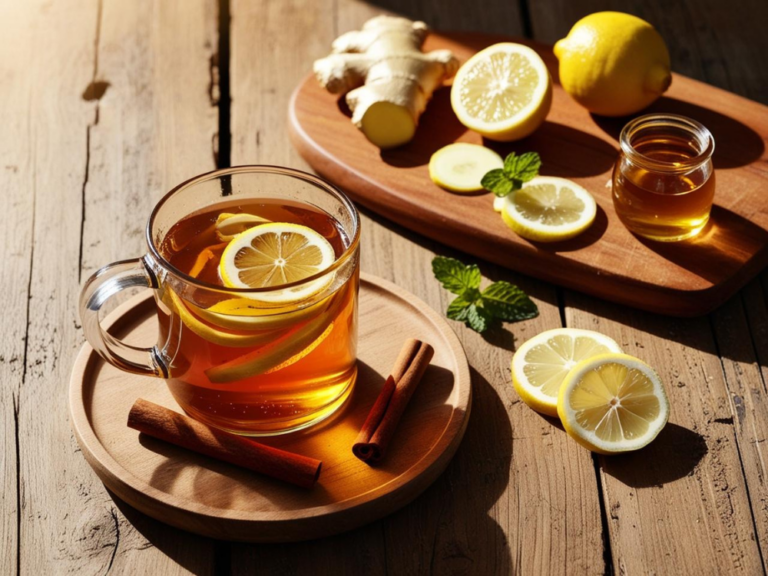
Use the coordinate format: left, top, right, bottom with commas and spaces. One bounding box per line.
619, 113, 715, 174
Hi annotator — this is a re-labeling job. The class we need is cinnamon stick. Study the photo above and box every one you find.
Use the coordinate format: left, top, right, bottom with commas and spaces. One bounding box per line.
353, 339, 434, 464
127, 399, 321, 488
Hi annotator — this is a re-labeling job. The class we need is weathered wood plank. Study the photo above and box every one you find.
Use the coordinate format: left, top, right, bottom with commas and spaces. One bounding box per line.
529, 2, 768, 572
565, 294, 764, 574
228, 0, 387, 570
0, 1, 38, 572
713, 285, 768, 565
16, 0, 218, 573
230, 1, 604, 573
337, 3, 604, 573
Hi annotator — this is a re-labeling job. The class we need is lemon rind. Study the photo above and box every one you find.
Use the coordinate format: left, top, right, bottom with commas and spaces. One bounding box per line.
501, 176, 597, 242
451, 43, 552, 138
557, 352, 670, 454
219, 222, 336, 304
511, 328, 622, 416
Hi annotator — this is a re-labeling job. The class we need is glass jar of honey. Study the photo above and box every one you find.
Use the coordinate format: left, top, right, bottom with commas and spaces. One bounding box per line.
612, 113, 715, 241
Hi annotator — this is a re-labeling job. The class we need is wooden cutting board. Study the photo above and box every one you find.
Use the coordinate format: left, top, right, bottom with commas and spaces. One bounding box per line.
69, 274, 471, 542
289, 32, 768, 316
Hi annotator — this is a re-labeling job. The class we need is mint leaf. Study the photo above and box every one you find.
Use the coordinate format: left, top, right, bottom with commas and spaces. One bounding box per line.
432, 256, 481, 295
432, 256, 537, 334
481, 281, 539, 321
504, 151, 541, 182
466, 304, 493, 333
483, 151, 541, 198
481, 169, 516, 197
446, 296, 473, 321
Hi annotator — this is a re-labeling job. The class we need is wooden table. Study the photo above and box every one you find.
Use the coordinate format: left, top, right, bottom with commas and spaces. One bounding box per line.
3, 1, 767, 574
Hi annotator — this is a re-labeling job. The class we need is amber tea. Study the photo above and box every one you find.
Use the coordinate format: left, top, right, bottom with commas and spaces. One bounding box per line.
613, 114, 715, 242
154, 200, 358, 435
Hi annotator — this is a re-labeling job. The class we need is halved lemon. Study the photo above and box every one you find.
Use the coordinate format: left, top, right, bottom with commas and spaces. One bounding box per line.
451, 43, 552, 141
512, 328, 622, 416
219, 222, 336, 303
558, 353, 670, 454
429, 143, 503, 193
501, 176, 596, 242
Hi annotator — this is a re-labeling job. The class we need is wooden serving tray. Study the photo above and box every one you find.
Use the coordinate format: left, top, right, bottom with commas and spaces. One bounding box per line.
69, 274, 471, 542
289, 32, 768, 316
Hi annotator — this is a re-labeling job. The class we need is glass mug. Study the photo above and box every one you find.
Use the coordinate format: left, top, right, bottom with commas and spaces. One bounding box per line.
612, 113, 716, 242
80, 166, 361, 436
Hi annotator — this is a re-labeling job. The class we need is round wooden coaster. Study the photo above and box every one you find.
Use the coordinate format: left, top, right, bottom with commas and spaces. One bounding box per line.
70, 273, 471, 542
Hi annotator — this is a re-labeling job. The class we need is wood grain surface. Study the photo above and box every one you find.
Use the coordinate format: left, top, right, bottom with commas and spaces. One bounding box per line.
4, 0, 768, 574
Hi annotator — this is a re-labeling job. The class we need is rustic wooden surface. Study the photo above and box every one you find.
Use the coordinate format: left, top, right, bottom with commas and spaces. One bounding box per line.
3, 0, 768, 574
69, 277, 471, 542
290, 32, 768, 316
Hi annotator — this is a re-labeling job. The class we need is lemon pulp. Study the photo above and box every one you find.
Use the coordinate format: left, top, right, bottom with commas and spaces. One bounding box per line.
558, 353, 670, 453
512, 328, 622, 416
451, 43, 552, 141
501, 176, 596, 242
457, 52, 539, 122
219, 222, 336, 303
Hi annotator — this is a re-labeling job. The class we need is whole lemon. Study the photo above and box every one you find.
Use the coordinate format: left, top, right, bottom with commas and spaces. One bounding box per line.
554, 12, 671, 116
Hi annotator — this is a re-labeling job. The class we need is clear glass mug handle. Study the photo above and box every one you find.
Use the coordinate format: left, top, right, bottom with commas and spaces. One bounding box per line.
79, 256, 167, 377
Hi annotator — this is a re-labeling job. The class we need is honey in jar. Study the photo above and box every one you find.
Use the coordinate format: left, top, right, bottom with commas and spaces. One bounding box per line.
612, 114, 715, 241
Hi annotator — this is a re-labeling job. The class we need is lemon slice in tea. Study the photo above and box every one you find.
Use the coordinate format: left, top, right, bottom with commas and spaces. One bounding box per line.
558, 353, 670, 454
219, 222, 336, 303
215, 212, 271, 241
512, 328, 622, 416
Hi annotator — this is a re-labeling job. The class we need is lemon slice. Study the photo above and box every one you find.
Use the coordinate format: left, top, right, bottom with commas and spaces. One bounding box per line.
165, 289, 285, 348
189, 295, 328, 331
558, 353, 670, 454
219, 222, 336, 303
215, 212, 271, 241
451, 43, 552, 141
429, 143, 503, 193
501, 176, 596, 242
512, 328, 622, 416
205, 293, 342, 383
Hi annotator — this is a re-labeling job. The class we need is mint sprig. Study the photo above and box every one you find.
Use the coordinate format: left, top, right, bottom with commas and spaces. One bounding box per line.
432, 256, 538, 333
481, 151, 542, 197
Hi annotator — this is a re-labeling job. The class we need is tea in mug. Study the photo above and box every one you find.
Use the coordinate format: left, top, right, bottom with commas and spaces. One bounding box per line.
156, 200, 358, 435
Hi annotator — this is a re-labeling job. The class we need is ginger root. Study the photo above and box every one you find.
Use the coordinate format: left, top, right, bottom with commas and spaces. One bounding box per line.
313, 16, 459, 149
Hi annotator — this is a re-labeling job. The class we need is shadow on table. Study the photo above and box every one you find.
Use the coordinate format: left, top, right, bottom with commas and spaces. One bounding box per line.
108, 489, 217, 570
371, 366, 513, 573
375, 90, 618, 175
520, 202, 609, 252
591, 96, 764, 169
601, 423, 707, 487
484, 121, 618, 177
633, 204, 768, 285
356, 202, 559, 311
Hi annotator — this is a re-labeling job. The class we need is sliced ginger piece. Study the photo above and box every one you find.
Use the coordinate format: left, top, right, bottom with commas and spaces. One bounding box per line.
429, 143, 503, 193
359, 102, 416, 149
